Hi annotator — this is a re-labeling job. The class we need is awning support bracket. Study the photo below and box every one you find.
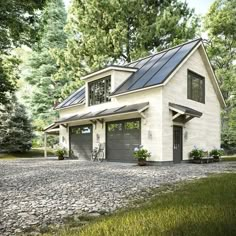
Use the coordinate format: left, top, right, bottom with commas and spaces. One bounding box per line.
90, 120, 97, 129
97, 119, 104, 128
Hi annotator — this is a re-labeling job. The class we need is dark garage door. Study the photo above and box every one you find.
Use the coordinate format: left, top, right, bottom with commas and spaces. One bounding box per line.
69, 125, 92, 160
106, 119, 141, 162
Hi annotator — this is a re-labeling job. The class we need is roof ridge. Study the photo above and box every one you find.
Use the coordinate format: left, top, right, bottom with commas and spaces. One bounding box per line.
125, 38, 202, 67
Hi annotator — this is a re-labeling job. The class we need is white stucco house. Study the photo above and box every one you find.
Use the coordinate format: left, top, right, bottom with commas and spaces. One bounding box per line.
44, 38, 225, 163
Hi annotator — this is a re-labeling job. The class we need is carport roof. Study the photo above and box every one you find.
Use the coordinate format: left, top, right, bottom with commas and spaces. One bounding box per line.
56, 102, 149, 124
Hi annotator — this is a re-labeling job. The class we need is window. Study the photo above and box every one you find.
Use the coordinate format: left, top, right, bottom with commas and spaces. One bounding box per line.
88, 76, 111, 106
187, 70, 205, 103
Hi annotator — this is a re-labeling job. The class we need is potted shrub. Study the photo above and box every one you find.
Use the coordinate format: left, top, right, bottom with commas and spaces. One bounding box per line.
189, 146, 204, 163
209, 148, 224, 162
133, 145, 151, 166
55, 148, 67, 160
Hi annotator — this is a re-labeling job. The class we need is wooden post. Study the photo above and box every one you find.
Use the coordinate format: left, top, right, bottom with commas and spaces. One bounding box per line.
44, 132, 47, 158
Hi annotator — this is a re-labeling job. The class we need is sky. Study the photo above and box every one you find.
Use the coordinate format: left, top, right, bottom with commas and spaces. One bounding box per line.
63, 0, 215, 15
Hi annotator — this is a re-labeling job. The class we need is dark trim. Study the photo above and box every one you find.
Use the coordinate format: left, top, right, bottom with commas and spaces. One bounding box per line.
105, 118, 141, 161
69, 124, 93, 158
187, 69, 205, 104
88, 75, 111, 106
173, 125, 183, 163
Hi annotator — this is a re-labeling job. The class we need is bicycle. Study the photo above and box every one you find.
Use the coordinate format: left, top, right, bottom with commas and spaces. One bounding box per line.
91, 143, 105, 162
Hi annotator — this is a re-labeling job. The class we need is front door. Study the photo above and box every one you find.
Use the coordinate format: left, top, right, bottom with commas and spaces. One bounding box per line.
173, 126, 183, 163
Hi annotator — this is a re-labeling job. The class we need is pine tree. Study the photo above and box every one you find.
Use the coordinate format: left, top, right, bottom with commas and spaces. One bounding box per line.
25, 0, 67, 130
0, 97, 33, 152
53, 0, 199, 97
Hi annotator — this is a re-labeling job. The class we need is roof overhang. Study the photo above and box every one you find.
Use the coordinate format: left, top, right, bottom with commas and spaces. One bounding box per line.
55, 102, 149, 125
169, 102, 202, 123
44, 123, 60, 135
81, 66, 138, 80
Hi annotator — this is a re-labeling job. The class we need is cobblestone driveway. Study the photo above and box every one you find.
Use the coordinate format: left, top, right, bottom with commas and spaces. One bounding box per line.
0, 158, 235, 235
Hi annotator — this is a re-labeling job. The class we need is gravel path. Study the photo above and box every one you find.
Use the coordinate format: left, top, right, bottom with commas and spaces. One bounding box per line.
0, 158, 235, 235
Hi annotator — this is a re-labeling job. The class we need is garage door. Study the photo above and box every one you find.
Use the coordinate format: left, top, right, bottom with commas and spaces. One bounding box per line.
106, 119, 141, 162
69, 125, 92, 160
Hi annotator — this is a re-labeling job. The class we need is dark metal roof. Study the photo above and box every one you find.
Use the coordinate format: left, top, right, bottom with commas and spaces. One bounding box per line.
56, 102, 149, 123
55, 86, 85, 109
169, 102, 202, 117
112, 39, 201, 95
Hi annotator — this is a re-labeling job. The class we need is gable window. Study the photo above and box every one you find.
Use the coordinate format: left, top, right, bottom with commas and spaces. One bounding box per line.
88, 76, 111, 106
187, 70, 205, 103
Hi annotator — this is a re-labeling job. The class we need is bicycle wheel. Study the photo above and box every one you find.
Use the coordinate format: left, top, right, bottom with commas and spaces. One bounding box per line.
91, 152, 96, 161
98, 150, 104, 162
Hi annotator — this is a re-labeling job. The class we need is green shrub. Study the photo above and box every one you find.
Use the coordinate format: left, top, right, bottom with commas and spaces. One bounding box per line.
133, 145, 151, 160
189, 146, 204, 160
55, 148, 67, 160
210, 148, 224, 158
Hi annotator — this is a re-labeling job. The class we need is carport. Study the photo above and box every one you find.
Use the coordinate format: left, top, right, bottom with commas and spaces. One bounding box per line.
43, 123, 60, 158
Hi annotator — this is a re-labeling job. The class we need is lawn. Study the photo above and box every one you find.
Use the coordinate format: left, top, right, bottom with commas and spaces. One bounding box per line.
42, 173, 236, 236
0, 148, 54, 159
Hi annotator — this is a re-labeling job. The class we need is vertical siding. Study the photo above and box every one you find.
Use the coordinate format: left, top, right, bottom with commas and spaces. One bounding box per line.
162, 48, 221, 161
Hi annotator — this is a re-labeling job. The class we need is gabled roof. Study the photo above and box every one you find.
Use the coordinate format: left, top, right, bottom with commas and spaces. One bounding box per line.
56, 102, 149, 124
112, 38, 201, 95
55, 86, 85, 110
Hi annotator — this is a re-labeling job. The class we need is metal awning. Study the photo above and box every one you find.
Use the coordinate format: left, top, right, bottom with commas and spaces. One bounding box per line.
56, 102, 149, 124
43, 123, 60, 135
169, 102, 202, 123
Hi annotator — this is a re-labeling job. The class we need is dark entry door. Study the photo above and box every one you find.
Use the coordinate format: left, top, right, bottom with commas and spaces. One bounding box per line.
106, 119, 141, 162
173, 126, 183, 163
69, 125, 92, 160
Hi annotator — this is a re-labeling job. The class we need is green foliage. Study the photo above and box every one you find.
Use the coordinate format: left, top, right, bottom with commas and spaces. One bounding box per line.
0, 0, 46, 105
22, 0, 67, 132
204, 0, 236, 148
55, 147, 67, 160
189, 147, 204, 160
209, 148, 224, 158
0, 97, 33, 152
133, 146, 151, 160
53, 0, 198, 98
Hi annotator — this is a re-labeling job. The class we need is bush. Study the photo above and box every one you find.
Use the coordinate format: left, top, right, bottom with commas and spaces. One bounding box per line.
55, 148, 67, 160
133, 145, 151, 160
189, 147, 204, 160
209, 148, 224, 158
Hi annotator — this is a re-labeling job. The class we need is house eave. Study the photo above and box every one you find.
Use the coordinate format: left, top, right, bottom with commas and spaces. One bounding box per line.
81, 66, 138, 80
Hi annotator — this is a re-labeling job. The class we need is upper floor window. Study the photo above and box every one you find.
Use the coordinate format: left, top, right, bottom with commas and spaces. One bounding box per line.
88, 76, 111, 106
187, 70, 205, 103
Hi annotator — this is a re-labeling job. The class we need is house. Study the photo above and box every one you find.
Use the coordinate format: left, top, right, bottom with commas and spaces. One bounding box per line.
44, 38, 225, 163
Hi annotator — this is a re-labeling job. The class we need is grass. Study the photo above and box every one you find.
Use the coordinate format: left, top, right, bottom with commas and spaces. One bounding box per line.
222, 156, 236, 162
41, 173, 236, 236
0, 148, 54, 159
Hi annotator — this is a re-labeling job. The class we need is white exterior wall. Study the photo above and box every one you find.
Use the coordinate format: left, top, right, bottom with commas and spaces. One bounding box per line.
59, 86, 163, 161
162, 48, 221, 161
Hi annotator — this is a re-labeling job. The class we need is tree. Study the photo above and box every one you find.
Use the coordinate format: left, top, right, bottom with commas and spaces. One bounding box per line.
0, 0, 46, 105
0, 97, 33, 152
204, 0, 236, 148
53, 0, 199, 98
24, 0, 67, 130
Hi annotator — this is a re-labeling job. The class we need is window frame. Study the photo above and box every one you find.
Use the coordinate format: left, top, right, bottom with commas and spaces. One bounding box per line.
88, 76, 111, 106
187, 70, 205, 104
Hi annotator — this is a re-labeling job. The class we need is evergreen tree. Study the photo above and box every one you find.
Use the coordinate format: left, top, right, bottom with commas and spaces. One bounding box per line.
53, 0, 199, 97
0, 97, 33, 152
204, 0, 236, 149
25, 0, 67, 130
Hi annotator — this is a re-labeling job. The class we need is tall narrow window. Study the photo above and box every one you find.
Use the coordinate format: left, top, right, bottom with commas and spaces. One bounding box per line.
88, 76, 111, 106
187, 70, 205, 103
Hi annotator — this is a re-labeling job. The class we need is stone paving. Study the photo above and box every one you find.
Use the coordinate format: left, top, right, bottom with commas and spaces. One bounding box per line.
0, 158, 235, 235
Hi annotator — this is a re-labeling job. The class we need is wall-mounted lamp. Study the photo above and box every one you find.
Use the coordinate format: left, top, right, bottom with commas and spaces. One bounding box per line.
96, 133, 100, 142
184, 131, 188, 140
148, 130, 152, 139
